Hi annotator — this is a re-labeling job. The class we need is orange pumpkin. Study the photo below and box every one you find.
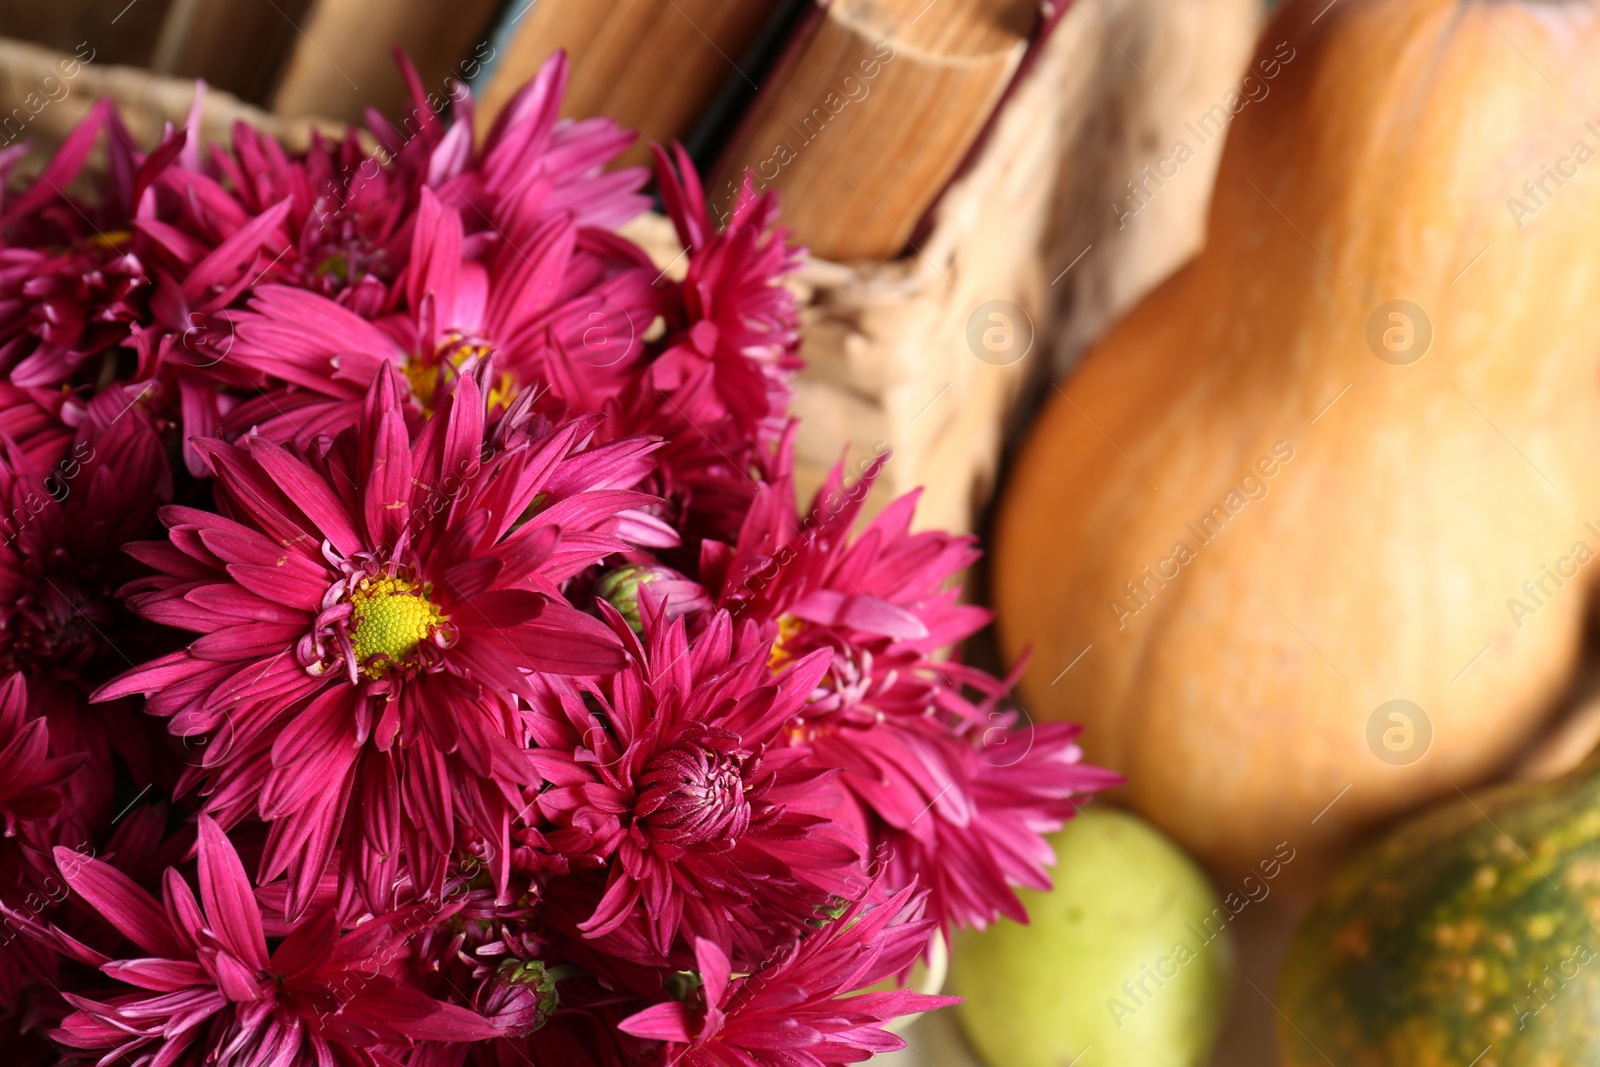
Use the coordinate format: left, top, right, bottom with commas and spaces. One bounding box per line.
996, 0, 1600, 883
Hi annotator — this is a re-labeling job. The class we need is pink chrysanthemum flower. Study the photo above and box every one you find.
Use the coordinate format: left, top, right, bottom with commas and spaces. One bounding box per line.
706, 455, 1121, 931
840, 707, 1121, 933
0, 673, 82, 1012
96, 366, 670, 914
139, 51, 648, 338
713, 453, 988, 691
219, 184, 660, 445
169, 53, 650, 455
600, 371, 782, 556
0, 384, 72, 477
402, 875, 667, 1066
3, 53, 651, 472
402, 51, 650, 242
0, 388, 174, 845
0, 390, 171, 686
200, 120, 408, 312
618, 883, 955, 1067
148, 51, 643, 326
0, 100, 182, 391
526, 604, 861, 967
49, 815, 499, 1065
0, 675, 79, 841
595, 148, 804, 547
0, 95, 307, 475
648, 144, 801, 442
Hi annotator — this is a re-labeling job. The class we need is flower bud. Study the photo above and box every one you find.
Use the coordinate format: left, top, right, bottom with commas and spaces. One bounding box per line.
474, 958, 561, 1037
595, 564, 711, 631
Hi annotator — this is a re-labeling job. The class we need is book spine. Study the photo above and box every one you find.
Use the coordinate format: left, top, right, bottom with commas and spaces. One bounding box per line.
706, 0, 828, 217
906, 0, 1075, 247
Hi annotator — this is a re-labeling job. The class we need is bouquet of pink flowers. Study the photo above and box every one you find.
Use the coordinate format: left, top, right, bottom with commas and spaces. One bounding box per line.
0, 55, 1114, 1066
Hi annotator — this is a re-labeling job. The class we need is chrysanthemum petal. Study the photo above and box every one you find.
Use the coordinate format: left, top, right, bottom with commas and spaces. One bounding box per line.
196, 816, 268, 970
54, 848, 185, 959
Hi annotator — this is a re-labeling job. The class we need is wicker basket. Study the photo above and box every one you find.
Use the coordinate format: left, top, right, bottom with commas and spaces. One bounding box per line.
0, 1, 1260, 534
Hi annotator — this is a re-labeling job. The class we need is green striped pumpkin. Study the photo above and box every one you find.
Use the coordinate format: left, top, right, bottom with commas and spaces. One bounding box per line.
1280, 759, 1600, 1067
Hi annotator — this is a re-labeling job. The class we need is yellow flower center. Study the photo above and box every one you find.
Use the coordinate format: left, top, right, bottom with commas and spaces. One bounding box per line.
403, 335, 516, 414
86, 229, 132, 250
349, 577, 446, 678
767, 614, 804, 672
